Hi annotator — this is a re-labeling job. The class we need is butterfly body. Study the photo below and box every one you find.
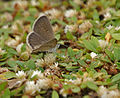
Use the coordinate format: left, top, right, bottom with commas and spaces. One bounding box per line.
26, 15, 58, 53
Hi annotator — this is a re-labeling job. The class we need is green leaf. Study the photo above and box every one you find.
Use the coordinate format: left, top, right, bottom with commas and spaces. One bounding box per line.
66, 31, 74, 40
83, 36, 100, 53
116, 0, 120, 9
71, 87, 80, 93
112, 33, 120, 40
11, 85, 25, 96
7, 60, 16, 67
114, 48, 120, 61
7, 48, 17, 56
52, 90, 59, 98
51, 19, 66, 26
93, 10, 99, 20
105, 49, 114, 61
69, 0, 80, 11
112, 73, 120, 82
21, 44, 26, 53
25, 60, 36, 69
86, 81, 98, 91
0, 88, 10, 98
0, 82, 7, 94
67, 47, 74, 57
83, 40, 97, 53
90, 36, 99, 49
78, 60, 87, 66
38, 0, 44, 9
4, 72, 16, 79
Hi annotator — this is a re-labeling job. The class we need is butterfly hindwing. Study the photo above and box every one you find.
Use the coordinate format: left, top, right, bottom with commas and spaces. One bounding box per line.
32, 38, 57, 53
27, 32, 46, 50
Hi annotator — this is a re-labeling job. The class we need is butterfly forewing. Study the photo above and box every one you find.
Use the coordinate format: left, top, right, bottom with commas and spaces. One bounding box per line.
33, 16, 54, 41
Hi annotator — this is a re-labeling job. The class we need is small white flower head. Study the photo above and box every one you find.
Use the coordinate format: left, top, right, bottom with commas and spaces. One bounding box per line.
95, 21, 99, 24
73, 0, 83, 5
98, 40, 108, 49
0, 12, 13, 22
106, 25, 113, 30
90, 52, 97, 59
0, 48, 5, 53
64, 24, 78, 33
59, 88, 68, 97
115, 26, 120, 31
44, 53, 56, 65
6, 36, 21, 48
97, 86, 107, 97
79, 20, 93, 34
97, 86, 120, 98
40, 8, 61, 19
16, 70, 26, 79
25, 81, 39, 95
70, 78, 82, 85
31, 0, 39, 6
64, 9, 77, 18
54, 62, 58, 67
36, 78, 52, 89
16, 43, 24, 54
13, 0, 28, 10
35, 58, 46, 67
35, 59, 45, 67
108, 90, 120, 98
2, 25, 8, 29
31, 70, 44, 78
104, 12, 111, 20
52, 24, 59, 32
44, 69, 53, 76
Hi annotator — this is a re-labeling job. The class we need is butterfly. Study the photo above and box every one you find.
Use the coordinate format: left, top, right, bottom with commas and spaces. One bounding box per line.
26, 15, 59, 53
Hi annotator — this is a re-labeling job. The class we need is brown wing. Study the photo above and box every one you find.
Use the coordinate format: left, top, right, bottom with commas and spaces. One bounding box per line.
32, 38, 57, 53
27, 32, 46, 50
33, 15, 54, 41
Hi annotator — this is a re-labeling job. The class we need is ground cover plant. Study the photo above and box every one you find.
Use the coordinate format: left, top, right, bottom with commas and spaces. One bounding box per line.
0, 0, 120, 98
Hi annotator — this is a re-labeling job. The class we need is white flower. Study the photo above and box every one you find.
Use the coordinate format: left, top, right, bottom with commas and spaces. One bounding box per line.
31, 0, 39, 6
52, 24, 59, 32
16, 43, 24, 54
73, 0, 83, 5
44, 53, 56, 65
2, 25, 8, 29
97, 86, 120, 98
68, 78, 82, 85
25, 81, 40, 95
31, 70, 44, 78
13, 1, 28, 9
115, 26, 120, 31
35, 59, 45, 67
60, 88, 68, 97
64, 9, 77, 18
0, 48, 5, 53
98, 40, 108, 49
54, 62, 58, 67
106, 25, 113, 30
90, 52, 97, 59
64, 24, 78, 33
36, 78, 51, 89
78, 20, 93, 34
40, 8, 61, 19
6, 36, 21, 48
104, 12, 111, 20
16, 70, 26, 78
95, 21, 99, 24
